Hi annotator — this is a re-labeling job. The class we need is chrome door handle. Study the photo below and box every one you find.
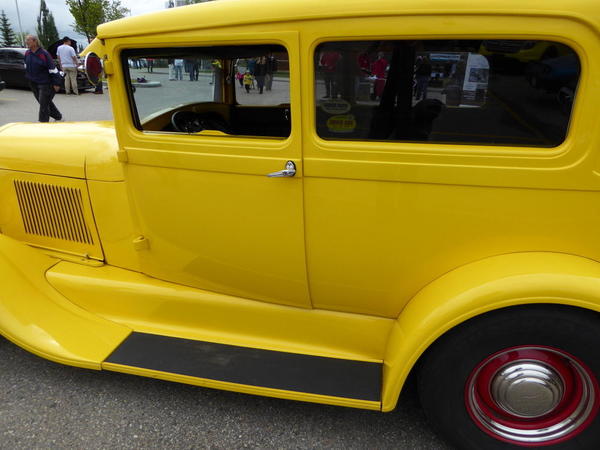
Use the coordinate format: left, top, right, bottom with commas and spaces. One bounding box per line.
267, 161, 296, 177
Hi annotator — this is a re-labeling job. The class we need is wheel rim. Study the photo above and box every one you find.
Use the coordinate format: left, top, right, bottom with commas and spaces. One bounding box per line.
465, 346, 599, 447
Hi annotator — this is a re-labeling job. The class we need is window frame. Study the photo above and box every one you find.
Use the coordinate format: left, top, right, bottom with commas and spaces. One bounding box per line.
120, 44, 291, 138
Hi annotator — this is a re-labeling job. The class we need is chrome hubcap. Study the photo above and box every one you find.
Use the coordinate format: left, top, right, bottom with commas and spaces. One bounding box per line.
491, 362, 563, 417
465, 346, 599, 446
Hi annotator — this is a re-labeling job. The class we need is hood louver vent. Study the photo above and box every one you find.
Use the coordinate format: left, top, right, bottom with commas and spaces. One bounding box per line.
13, 180, 94, 245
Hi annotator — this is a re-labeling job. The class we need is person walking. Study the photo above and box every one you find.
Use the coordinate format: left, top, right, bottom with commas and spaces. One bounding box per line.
24, 35, 62, 122
414, 55, 432, 101
265, 54, 277, 91
255, 56, 267, 94
56, 36, 79, 95
174, 59, 184, 80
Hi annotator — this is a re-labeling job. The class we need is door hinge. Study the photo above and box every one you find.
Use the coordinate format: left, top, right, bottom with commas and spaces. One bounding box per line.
103, 60, 114, 75
117, 149, 128, 162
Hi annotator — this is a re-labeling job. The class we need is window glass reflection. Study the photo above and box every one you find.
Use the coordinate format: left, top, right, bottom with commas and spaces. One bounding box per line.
315, 40, 580, 147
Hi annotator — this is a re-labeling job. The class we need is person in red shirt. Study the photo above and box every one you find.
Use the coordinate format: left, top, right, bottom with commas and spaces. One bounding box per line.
319, 50, 341, 98
371, 52, 388, 99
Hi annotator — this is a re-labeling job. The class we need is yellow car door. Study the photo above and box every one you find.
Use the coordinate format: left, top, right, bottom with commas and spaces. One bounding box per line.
112, 36, 310, 308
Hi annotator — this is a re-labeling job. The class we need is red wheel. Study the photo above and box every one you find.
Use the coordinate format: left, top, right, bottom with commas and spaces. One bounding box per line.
465, 346, 599, 446
418, 306, 600, 449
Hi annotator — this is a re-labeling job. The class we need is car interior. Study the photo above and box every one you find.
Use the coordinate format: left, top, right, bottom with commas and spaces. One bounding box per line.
123, 45, 291, 139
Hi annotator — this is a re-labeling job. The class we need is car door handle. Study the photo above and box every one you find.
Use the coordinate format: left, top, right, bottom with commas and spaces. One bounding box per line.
267, 161, 296, 178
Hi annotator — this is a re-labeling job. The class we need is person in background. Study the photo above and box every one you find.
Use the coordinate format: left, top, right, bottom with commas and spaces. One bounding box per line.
86, 53, 104, 95
146, 57, 154, 72
414, 55, 432, 101
243, 71, 253, 93
24, 34, 62, 122
236, 68, 244, 87
174, 59, 184, 80
372, 51, 388, 100
187, 59, 199, 81
168, 58, 175, 80
56, 36, 79, 95
265, 54, 278, 91
255, 56, 267, 94
319, 50, 341, 98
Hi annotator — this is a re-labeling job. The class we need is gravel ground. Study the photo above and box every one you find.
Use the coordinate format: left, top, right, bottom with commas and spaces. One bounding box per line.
0, 87, 451, 449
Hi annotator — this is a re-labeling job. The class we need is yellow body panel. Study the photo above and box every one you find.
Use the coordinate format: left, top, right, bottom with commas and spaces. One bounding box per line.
0, 235, 130, 369
87, 180, 141, 271
2, 0, 600, 417
0, 121, 121, 179
45, 261, 393, 362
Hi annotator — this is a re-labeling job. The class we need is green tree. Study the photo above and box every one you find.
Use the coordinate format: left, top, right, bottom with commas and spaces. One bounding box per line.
66, 0, 130, 42
36, 0, 60, 48
66, 0, 104, 43
0, 10, 18, 47
104, 0, 130, 22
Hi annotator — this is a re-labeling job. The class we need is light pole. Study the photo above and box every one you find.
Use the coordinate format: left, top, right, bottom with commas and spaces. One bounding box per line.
14, 0, 25, 46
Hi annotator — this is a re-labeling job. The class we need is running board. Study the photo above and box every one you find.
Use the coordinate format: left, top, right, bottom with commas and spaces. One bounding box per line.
104, 332, 382, 407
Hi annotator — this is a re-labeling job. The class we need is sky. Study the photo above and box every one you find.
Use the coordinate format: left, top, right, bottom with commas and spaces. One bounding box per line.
1, 0, 166, 45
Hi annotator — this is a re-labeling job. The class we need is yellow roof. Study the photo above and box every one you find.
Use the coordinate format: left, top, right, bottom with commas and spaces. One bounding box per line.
97, 0, 600, 39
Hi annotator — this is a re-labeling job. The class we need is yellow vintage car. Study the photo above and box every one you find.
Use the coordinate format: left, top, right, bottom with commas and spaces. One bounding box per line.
1, 0, 599, 448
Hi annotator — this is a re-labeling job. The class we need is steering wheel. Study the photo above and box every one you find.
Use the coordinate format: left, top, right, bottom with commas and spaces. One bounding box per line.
171, 111, 230, 134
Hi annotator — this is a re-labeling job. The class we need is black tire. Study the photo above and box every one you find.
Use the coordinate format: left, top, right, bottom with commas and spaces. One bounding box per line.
418, 305, 600, 450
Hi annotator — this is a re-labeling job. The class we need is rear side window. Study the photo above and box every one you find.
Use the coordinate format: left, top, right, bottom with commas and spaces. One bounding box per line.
314, 40, 580, 147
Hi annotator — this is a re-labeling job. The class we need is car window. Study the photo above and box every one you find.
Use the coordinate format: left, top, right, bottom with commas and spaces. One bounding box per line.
123, 45, 290, 138
314, 40, 580, 148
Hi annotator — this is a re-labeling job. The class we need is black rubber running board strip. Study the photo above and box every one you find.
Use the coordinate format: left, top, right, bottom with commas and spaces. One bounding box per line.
106, 332, 382, 401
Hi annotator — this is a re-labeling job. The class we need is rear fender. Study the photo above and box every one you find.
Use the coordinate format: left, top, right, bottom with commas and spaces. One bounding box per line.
381, 252, 600, 411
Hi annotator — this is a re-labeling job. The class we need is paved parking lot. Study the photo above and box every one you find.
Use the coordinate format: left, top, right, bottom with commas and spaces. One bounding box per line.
0, 337, 451, 449
0, 87, 113, 126
0, 85, 450, 449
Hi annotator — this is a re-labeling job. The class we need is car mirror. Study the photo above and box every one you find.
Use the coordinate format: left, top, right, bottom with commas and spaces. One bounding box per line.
84, 52, 103, 86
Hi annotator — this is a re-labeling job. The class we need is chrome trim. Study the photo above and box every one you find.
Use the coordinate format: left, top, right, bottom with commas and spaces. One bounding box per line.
467, 347, 597, 444
491, 362, 563, 418
267, 160, 296, 178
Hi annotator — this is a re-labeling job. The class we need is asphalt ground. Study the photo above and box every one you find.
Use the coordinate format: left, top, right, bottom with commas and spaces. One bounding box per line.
0, 87, 450, 449
0, 336, 451, 449
0, 86, 113, 125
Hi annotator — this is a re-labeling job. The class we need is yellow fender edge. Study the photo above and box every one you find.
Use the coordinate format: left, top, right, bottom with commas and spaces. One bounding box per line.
0, 234, 131, 369
381, 252, 600, 412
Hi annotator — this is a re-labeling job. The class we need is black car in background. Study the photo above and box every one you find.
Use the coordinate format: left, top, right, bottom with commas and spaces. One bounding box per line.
0, 47, 27, 88
0, 43, 92, 92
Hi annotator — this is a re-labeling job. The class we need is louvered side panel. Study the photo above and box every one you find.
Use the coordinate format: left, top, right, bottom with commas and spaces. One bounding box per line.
0, 170, 103, 260
14, 180, 94, 245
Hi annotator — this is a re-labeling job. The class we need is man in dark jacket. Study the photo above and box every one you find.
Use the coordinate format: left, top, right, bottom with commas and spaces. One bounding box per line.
24, 34, 62, 122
